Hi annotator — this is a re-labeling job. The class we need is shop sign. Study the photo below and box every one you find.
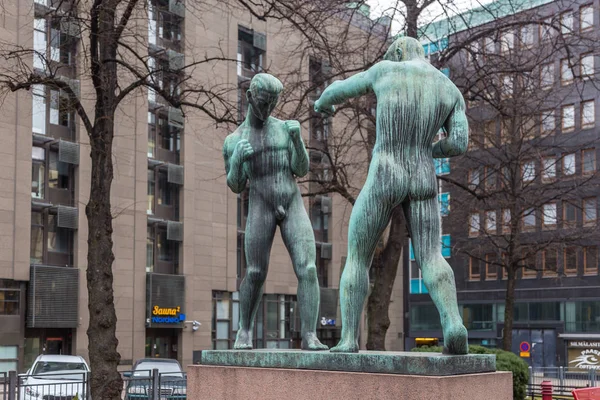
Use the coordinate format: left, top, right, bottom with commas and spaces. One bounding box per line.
320, 317, 336, 326
151, 305, 185, 324
568, 341, 600, 371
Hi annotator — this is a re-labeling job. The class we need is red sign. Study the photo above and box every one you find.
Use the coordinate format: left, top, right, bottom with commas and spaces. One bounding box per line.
520, 342, 531, 352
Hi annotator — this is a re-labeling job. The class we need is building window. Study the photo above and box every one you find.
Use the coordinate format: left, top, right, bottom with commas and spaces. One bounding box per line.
469, 257, 481, 280
560, 11, 574, 34
212, 291, 237, 350
542, 157, 557, 181
540, 18, 554, 41
561, 59, 574, 85
441, 235, 451, 258
500, 118, 511, 141
146, 226, 154, 272
30, 210, 73, 266
147, 169, 155, 214
468, 168, 480, 189
522, 160, 535, 183
0, 284, 20, 316
500, 74, 513, 98
238, 27, 265, 78
32, 147, 46, 199
483, 36, 494, 56
540, 63, 555, 89
582, 148, 596, 174
502, 209, 511, 233
438, 193, 450, 216
469, 213, 480, 236
410, 304, 441, 330
563, 153, 576, 176
581, 101, 595, 129
485, 253, 497, 280
562, 105, 575, 132
500, 30, 515, 53
522, 248, 538, 278
583, 197, 597, 225
563, 201, 577, 228
0, 346, 18, 373
543, 249, 558, 277
483, 120, 495, 148
565, 247, 579, 276
434, 158, 450, 175
484, 167, 496, 191
520, 25, 534, 48
542, 203, 557, 229
584, 246, 598, 275
33, 18, 47, 70
32, 85, 46, 135
581, 53, 595, 79
522, 208, 536, 231
485, 211, 497, 234
580, 5, 594, 31
540, 110, 555, 135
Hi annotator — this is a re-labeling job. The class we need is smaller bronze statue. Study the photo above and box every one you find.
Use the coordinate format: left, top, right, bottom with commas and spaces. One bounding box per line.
223, 73, 328, 351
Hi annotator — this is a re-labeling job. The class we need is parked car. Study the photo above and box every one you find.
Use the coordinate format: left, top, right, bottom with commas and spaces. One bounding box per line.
124, 358, 186, 399
20, 354, 90, 400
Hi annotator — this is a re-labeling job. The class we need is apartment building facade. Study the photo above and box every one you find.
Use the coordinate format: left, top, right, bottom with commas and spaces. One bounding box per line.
413, 0, 600, 369
0, 0, 404, 372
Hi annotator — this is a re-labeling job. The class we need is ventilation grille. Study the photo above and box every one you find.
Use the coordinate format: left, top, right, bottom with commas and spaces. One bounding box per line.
146, 273, 185, 327
167, 163, 184, 185
58, 139, 80, 165
27, 265, 79, 328
57, 205, 78, 230
319, 288, 338, 320
167, 220, 183, 241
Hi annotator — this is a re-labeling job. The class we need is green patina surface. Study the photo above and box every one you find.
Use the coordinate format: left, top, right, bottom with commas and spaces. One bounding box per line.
314, 37, 469, 355
199, 350, 496, 376
418, 0, 555, 43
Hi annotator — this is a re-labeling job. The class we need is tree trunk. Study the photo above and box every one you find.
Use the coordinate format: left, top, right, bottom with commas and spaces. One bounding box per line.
502, 267, 517, 352
86, 120, 122, 399
366, 207, 406, 350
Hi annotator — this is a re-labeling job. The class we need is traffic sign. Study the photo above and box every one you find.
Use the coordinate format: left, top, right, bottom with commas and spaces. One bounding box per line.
520, 341, 531, 352
520, 351, 530, 358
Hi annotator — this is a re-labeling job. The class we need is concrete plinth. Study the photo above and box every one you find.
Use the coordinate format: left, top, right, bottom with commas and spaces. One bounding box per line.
187, 365, 513, 400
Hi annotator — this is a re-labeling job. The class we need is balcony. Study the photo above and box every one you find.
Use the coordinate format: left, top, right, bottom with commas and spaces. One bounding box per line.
27, 265, 78, 328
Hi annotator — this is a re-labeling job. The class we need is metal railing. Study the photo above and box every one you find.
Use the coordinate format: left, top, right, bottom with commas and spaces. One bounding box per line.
0, 368, 186, 400
528, 367, 600, 397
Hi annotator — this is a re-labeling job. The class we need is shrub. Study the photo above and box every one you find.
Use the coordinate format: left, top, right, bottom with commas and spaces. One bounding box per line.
412, 345, 529, 400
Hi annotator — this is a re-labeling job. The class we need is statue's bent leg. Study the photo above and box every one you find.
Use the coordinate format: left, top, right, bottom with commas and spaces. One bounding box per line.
235, 200, 277, 350
281, 194, 328, 350
403, 197, 468, 355
331, 181, 394, 353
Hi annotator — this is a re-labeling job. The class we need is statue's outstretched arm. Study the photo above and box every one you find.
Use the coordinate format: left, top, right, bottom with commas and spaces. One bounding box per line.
432, 98, 469, 158
285, 120, 309, 177
223, 136, 251, 193
314, 71, 373, 115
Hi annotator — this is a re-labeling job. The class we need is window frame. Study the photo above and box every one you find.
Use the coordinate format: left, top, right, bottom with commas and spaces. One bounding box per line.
469, 256, 481, 280
522, 208, 536, 232
580, 4, 594, 32
502, 208, 511, 233
581, 100, 595, 129
584, 246, 598, 275
562, 201, 577, 229
583, 197, 597, 225
560, 58, 574, 85
581, 53, 595, 79
560, 11, 574, 35
542, 203, 557, 229
564, 246, 579, 276
561, 104, 575, 132
522, 248, 538, 278
542, 156, 557, 182
582, 148, 596, 175
542, 248, 558, 277
563, 153, 576, 176
485, 210, 497, 234
521, 160, 536, 183
469, 213, 480, 237
485, 253, 498, 280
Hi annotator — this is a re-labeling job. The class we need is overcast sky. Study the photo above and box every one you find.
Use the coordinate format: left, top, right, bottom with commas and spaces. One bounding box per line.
366, 0, 496, 34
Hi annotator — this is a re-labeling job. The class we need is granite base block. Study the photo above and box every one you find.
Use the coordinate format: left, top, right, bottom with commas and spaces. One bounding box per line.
198, 349, 496, 376
187, 365, 513, 400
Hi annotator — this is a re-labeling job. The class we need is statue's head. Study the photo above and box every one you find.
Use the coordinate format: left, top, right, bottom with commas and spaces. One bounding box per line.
383, 36, 425, 62
247, 73, 283, 121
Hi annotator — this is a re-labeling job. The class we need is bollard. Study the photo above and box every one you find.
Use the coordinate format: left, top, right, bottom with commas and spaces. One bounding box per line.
541, 380, 553, 400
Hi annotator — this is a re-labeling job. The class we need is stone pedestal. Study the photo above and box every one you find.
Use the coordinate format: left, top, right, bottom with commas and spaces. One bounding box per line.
187, 365, 513, 400
188, 350, 512, 399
